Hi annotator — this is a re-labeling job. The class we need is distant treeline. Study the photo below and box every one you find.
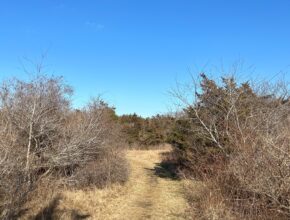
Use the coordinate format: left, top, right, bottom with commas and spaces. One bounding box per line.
118, 113, 174, 147
79, 106, 175, 148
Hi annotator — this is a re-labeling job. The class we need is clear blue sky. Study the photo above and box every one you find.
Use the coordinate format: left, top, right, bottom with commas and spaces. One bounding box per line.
0, 0, 290, 117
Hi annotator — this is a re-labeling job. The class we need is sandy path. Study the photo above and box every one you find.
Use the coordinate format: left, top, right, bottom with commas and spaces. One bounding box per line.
114, 149, 189, 220
60, 149, 190, 220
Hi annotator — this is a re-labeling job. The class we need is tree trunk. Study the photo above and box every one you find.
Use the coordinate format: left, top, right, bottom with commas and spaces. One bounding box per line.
25, 102, 36, 183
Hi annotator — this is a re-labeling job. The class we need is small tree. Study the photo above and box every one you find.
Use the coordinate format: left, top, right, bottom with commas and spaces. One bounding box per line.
0, 74, 129, 219
0, 75, 72, 219
170, 73, 290, 217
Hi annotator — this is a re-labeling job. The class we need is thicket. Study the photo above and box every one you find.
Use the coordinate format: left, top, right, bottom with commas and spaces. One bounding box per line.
169, 73, 290, 219
0, 75, 128, 220
119, 113, 174, 148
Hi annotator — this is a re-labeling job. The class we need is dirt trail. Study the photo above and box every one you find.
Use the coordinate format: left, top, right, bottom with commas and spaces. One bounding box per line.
61, 148, 190, 220
116, 149, 190, 220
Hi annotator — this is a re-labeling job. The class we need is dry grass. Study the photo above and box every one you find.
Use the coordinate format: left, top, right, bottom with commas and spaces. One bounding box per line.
184, 180, 236, 220
23, 147, 191, 220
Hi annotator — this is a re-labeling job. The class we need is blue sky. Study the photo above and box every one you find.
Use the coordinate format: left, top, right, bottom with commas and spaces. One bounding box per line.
0, 0, 290, 117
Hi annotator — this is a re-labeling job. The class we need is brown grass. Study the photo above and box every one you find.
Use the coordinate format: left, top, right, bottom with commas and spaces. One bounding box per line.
22, 147, 191, 220
184, 180, 237, 220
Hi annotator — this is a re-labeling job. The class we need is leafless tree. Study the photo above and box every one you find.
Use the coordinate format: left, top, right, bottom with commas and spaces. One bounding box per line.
0, 74, 72, 219
0, 73, 128, 219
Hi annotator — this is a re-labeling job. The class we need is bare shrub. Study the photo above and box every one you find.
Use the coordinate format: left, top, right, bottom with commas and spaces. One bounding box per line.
72, 150, 129, 188
0, 74, 129, 219
0, 75, 71, 219
48, 99, 112, 172
225, 107, 290, 217
185, 180, 236, 220
61, 100, 129, 188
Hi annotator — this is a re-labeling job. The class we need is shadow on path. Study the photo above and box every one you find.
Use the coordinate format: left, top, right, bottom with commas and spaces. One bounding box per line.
145, 159, 179, 180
